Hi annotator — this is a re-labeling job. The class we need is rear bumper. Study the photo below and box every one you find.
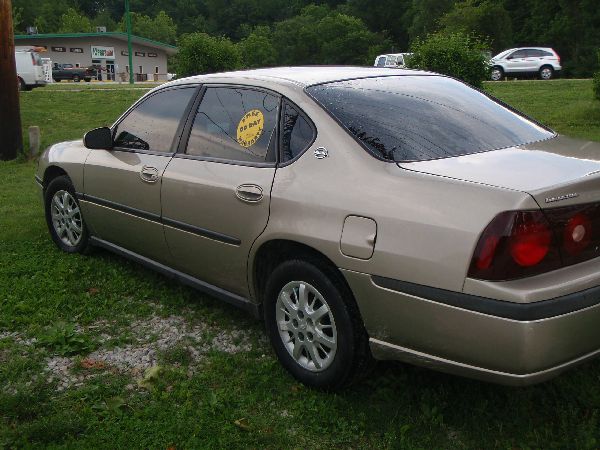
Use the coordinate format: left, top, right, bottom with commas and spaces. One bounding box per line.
342, 269, 600, 385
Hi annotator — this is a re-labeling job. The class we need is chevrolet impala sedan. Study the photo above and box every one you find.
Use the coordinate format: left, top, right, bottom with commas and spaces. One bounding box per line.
36, 67, 600, 388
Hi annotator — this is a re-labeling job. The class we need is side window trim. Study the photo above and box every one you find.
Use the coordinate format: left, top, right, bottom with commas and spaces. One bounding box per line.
278, 98, 317, 167
175, 83, 281, 167
110, 84, 201, 155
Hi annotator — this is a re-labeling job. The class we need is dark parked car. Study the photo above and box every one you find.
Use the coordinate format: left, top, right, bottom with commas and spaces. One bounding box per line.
52, 63, 96, 83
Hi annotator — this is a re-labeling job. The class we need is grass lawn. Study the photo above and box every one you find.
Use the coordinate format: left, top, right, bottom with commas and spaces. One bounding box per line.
2, 79, 600, 448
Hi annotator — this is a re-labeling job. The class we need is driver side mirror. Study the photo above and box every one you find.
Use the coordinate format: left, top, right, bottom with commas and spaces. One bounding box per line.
84, 127, 113, 150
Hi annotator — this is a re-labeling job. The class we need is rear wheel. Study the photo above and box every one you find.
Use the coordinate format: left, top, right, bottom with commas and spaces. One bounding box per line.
44, 175, 90, 253
264, 259, 371, 390
490, 66, 503, 81
539, 65, 554, 80
17, 77, 26, 91
84, 78, 91, 82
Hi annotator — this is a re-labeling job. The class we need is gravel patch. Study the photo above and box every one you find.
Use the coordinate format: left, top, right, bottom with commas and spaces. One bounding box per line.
43, 314, 259, 391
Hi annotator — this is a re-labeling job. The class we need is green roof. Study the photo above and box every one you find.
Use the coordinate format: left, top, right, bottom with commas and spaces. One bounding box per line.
14, 32, 177, 54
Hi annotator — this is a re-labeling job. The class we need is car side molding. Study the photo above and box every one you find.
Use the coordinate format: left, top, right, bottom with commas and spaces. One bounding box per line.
371, 275, 600, 321
89, 237, 260, 318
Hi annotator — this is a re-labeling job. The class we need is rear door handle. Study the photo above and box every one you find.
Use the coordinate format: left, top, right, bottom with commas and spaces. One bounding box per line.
236, 184, 263, 203
140, 166, 159, 183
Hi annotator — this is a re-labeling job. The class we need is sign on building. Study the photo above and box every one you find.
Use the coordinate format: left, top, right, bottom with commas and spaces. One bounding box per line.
91, 46, 115, 59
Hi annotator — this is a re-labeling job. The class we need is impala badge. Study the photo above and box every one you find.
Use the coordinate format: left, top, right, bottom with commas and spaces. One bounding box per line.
314, 147, 328, 159
545, 193, 579, 203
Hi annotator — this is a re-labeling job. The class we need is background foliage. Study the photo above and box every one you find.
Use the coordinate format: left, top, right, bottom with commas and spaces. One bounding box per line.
407, 32, 490, 88
12, 0, 600, 76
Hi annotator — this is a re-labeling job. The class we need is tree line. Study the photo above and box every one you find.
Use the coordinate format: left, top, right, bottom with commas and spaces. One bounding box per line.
12, 0, 600, 77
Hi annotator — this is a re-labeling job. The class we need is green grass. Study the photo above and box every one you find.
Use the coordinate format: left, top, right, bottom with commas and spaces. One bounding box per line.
2, 79, 600, 448
484, 79, 600, 141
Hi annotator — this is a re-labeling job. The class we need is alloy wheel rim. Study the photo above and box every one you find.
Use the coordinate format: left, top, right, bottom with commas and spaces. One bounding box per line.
51, 190, 83, 247
541, 68, 552, 79
491, 69, 501, 81
276, 281, 337, 372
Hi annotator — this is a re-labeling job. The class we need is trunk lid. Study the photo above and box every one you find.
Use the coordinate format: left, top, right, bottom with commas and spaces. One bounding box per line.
398, 135, 600, 207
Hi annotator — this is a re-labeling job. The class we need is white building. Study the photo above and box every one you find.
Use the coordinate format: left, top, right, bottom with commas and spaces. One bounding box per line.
15, 32, 177, 82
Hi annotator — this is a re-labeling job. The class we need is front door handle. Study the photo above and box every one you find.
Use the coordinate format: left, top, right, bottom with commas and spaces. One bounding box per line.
140, 166, 159, 183
236, 184, 263, 203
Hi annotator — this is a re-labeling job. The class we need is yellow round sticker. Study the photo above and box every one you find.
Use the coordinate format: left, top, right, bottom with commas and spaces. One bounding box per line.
237, 109, 264, 148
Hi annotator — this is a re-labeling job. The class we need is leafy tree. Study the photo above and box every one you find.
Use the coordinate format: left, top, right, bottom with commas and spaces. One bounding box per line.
402, 0, 455, 42
12, 6, 23, 30
58, 8, 94, 33
594, 51, 600, 101
439, 0, 513, 52
92, 9, 117, 32
407, 31, 490, 87
118, 11, 177, 44
176, 32, 243, 76
270, 5, 388, 65
345, 0, 412, 51
238, 26, 278, 68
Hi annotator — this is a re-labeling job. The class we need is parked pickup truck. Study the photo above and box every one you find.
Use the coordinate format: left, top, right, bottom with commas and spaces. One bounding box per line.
52, 63, 96, 82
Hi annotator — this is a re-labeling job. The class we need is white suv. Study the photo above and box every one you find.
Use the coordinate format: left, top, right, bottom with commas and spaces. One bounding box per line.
490, 47, 561, 81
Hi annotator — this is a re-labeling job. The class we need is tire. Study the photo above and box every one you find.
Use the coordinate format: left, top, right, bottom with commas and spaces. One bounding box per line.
264, 259, 372, 390
84, 78, 91, 82
539, 65, 554, 80
73, 75, 80, 82
44, 175, 90, 254
17, 77, 26, 91
490, 66, 503, 81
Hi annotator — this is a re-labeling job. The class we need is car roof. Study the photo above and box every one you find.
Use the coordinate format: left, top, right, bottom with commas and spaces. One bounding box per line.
166, 66, 433, 89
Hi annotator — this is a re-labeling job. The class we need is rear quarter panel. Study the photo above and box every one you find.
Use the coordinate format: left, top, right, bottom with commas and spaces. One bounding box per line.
251, 93, 539, 297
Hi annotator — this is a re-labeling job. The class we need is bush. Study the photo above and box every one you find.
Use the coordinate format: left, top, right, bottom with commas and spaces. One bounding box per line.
594, 51, 600, 101
406, 32, 490, 88
176, 33, 242, 77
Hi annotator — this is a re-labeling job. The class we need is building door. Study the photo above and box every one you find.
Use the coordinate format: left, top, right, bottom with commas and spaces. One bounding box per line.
106, 61, 115, 81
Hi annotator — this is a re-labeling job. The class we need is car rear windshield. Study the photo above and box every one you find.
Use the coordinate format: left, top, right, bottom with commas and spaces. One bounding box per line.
306, 76, 553, 162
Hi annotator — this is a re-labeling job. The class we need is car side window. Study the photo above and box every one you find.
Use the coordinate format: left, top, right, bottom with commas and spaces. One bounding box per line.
185, 87, 279, 163
113, 87, 196, 152
526, 49, 542, 57
280, 100, 316, 162
509, 50, 526, 59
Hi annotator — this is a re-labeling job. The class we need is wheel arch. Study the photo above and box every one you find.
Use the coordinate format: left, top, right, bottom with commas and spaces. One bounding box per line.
251, 239, 355, 309
43, 165, 69, 189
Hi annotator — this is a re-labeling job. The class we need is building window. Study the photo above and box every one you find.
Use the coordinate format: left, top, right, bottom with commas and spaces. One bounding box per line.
135, 51, 145, 57
138, 66, 143, 74
155, 66, 159, 74
125, 65, 129, 73
75, 63, 80, 68
51, 46, 66, 52
70, 48, 83, 53
148, 52, 157, 57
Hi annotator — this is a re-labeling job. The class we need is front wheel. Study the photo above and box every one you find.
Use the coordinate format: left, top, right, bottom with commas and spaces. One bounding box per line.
73, 75, 80, 82
17, 77, 26, 91
84, 78, 91, 82
539, 66, 554, 80
44, 175, 90, 253
264, 259, 371, 390
490, 66, 503, 81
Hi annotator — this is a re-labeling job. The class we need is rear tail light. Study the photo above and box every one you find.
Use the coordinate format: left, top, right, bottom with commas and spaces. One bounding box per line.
469, 203, 600, 281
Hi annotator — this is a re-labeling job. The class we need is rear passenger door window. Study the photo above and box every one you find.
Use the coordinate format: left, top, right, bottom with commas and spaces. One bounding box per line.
280, 100, 316, 162
185, 87, 279, 164
113, 87, 197, 152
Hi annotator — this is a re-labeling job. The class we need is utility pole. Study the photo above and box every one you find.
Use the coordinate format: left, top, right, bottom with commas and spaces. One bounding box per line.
0, 0, 23, 161
126, 0, 134, 84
